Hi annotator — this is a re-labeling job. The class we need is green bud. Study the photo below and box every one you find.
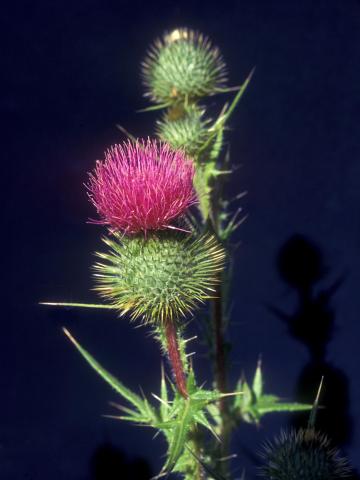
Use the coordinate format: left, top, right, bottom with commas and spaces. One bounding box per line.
142, 28, 227, 104
94, 231, 225, 324
156, 107, 210, 157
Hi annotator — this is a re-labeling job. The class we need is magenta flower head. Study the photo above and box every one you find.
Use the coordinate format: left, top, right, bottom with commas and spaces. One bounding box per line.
87, 139, 197, 234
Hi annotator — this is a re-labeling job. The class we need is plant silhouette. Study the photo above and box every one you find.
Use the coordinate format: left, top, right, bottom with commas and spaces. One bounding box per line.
270, 234, 352, 447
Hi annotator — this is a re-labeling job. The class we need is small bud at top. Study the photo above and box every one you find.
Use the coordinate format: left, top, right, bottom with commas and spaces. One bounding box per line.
142, 28, 227, 104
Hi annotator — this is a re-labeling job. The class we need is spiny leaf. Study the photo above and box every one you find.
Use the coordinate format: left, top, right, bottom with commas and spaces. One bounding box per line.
162, 398, 193, 474
63, 328, 154, 418
197, 67, 255, 157
208, 123, 224, 161
233, 364, 312, 425
257, 398, 313, 415
194, 162, 212, 221
240, 378, 253, 409
217, 67, 255, 125
252, 356, 263, 400
192, 410, 219, 440
104, 414, 151, 424
160, 364, 170, 421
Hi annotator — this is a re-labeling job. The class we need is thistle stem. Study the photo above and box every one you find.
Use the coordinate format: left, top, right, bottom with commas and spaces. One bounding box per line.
214, 281, 227, 397
165, 320, 188, 398
212, 279, 232, 478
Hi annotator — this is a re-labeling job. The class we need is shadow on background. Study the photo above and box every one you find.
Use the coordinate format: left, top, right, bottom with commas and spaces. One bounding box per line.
269, 234, 359, 476
90, 442, 152, 480
269, 234, 360, 476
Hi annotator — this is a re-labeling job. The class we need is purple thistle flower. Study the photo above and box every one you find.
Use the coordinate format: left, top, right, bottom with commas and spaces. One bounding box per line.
87, 139, 197, 234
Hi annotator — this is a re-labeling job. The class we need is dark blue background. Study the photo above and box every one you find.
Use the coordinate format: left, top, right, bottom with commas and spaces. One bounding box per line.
5, 0, 360, 478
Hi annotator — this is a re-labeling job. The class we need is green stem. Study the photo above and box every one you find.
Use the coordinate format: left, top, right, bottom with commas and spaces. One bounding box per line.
209, 141, 232, 478
212, 278, 231, 478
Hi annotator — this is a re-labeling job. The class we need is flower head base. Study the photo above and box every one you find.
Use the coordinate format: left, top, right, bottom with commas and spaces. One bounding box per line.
142, 28, 227, 104
260, 428, 351, 480
156, 106, 210, 158
94, 231, 225, 324
87, 139, 196, 234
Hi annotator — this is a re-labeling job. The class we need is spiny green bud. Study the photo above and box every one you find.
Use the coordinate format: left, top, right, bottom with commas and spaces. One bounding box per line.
259, 428, 351, 480
94, 231, 225, 324
142, 28, 227, 104
156, 107, 210, 157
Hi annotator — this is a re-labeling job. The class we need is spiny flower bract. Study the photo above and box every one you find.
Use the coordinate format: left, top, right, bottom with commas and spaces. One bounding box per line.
94, 231, 225, 324
142, 28, 227, 104
156, 106, 210, 157
87, 139, 196, 234
259, 428, 351, 480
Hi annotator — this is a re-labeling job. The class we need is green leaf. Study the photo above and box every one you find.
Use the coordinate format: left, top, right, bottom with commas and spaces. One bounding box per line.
208, 124, 224, 162
217, 67, 255, 125
63, 328, 154, 419
160, 364, 170, 421
194, 163, 212, 221
252, 356, 263, 400
257, 402, 312, 415
241, 378, 253, 410
233, 362, 312, 425
206, 403, 221, 427
192, 410, 219, 440
163, 398, 193, 474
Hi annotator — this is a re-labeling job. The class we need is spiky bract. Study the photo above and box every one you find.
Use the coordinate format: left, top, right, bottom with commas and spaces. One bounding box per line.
156, 107, 210, 157
87, 139, 196, 234
260, 428, 350, 480
94, 231, 225, 324
142, 28, 227, 104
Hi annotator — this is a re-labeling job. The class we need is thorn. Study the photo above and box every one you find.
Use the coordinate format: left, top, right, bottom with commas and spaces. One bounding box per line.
308, 376, 324, 429
40, 301, 115, 309
164, 224, 192, 234
108, 401, 132, 413
184, 335, 198, 344
62, 327, 74, 342
219, 391, 243, 399
115, 124, 137, 142
219, 454, 238, 461
151, 393, 169, 407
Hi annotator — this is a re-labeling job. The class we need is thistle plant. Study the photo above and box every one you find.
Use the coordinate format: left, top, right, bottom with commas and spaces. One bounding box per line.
42, 27, 353, 479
